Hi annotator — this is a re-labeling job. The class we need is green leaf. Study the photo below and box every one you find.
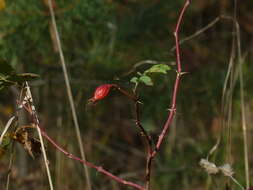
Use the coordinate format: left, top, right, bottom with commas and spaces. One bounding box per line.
0, 60, 15, 75
0, 74, 16, 90
0, 60, 39, 90
144, 64, 171, 74
139, 75, 153, 86
130, 77, 139, 84
12, 73, 40, 83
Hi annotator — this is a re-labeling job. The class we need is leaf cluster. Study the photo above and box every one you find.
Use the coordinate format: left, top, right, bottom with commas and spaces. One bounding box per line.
130, 64, 171, 86
0, 60, 39, 90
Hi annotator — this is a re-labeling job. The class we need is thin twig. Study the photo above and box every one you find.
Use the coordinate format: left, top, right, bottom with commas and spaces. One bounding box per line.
134, 100, 153, 189
0, 116, 16, 146
170, 16, 221, 51
115, 85, 138, 102
46, 0, 92, 189
134, 102, 152, 149
24, 82, 54, 190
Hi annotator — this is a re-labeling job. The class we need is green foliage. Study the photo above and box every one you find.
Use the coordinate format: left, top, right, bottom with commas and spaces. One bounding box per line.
144, 64, 171, 74
0, 0, 252, 189
0, 0, 114, 72
130, 64, 171, 86
0, 60, 39, 90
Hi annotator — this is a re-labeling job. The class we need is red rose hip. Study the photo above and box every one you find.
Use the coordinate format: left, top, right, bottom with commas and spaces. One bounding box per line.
89, 84, 115, 103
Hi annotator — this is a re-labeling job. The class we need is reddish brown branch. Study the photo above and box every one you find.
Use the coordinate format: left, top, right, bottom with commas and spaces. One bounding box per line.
20, 91, 145, 190
18, 1, 191, 189
38, 126, 145, 190
154, 0, 190, 158
145, 1, 191, 189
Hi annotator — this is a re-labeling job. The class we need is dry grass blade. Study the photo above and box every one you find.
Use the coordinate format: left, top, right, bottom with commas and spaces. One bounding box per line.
0, 116, 16, 146
236, 22, 250, 190
24, 82, 54, 190
5, 144, 14, 190
232, 0, 250, 187
46, 0, 92, 189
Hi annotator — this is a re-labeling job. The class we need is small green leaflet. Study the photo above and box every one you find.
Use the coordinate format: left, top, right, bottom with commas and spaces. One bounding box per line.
139, 75, 153, 86
130, 77, 139, 84
144, 64, 171, 74
130, 64, 171, 86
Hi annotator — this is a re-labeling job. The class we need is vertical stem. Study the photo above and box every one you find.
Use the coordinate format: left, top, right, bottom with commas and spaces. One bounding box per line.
145, 1, 191, 189
232, 0, 249, 187
235, 21, 250, 189
46, 0, 92, 189
153, 0, 190, 156
145, 155, 152, 190
134, 101, 152, 149
25, 82, 54, 190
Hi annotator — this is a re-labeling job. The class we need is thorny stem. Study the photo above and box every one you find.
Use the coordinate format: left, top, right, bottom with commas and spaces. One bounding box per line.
114, 85, 138, 102
154, 0, 190, 158
146, 1, 191, 189
38, 125, 145, 190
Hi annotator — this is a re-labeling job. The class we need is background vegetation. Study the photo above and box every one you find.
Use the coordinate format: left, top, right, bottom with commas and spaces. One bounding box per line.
0, 0, 253, 189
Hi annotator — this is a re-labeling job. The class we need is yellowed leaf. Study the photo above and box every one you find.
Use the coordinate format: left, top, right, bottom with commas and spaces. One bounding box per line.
0, 0, 6, 11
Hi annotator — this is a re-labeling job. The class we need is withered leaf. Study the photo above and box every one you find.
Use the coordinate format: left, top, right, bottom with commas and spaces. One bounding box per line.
13, 125, 42, 158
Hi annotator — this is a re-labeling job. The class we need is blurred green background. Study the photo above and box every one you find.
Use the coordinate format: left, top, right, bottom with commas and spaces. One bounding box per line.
0, 0, 253, 189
